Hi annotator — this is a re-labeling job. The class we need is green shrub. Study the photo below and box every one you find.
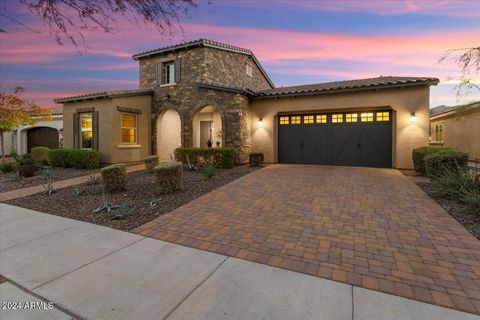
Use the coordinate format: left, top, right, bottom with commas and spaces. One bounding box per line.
154, 161, 183, 194
0, 162, 17, 173
412, 146, 453, 176
101, 164, 127, 193
144, 155, 159, 173
48, 148, 101, 169
424, 150, 469, 177
430, 166, 480, 213
174, 147, 235, 169
31, 147, 50, 165
249, 153, 264, 166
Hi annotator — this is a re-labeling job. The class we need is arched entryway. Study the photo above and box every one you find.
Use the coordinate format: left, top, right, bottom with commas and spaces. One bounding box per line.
192, 106, 223, 148
26, 127, 59, 153
156, 109, 181, 161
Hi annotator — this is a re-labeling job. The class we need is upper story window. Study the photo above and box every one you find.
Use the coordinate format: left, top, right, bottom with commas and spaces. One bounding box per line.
164, 61, 175, 84
121, 113, 137, 144
246, 64, 253, 77
156, 58, 181, 86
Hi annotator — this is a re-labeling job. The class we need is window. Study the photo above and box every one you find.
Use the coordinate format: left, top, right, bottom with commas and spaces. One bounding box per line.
291, 116, 301, 124
316, 115, 327, 124
361, 112, 374, 122
376, 112, 390, 121
121, 113, 137, 144
279, 116, 289, 125
332, 114, 343, 123
246, 64, 253, 77
435, 123, 444, 141
304, 115, 314, 124
164, 61, 175, 84
346, 113, 358, 123
80, 113, 93, 149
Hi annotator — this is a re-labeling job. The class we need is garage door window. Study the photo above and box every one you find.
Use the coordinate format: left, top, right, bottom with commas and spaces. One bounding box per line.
279, 116, 289, 125
361, 112, 374, 122
291, 116, 301, 124
346, 113, 358, 123
332, 114, 343, 123
316, 115, 327, 124
304, 115, 314, 124
376, 112, 390, 121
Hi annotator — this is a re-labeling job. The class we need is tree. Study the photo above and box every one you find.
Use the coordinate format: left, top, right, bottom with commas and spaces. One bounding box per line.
0, 87, 51, 164
440, 46, 480, 100
1, 0, 197, 46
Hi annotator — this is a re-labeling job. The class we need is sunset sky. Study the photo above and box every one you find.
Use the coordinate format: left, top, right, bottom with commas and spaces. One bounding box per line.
1, 0, 479, 108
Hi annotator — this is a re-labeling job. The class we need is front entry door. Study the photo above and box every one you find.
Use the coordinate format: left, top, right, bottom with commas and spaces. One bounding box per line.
200, 121, 213, 148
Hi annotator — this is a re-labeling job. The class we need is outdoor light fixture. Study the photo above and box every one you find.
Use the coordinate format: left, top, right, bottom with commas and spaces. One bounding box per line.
410, 112, 417, 123
258, 118, 263, 126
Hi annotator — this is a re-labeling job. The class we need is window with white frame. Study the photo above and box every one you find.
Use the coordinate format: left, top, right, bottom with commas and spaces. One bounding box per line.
121, 113, 137, 144
164, 61, 175, 84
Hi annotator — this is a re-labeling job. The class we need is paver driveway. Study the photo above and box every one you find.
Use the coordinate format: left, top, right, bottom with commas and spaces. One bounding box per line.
135, 164, 480, 315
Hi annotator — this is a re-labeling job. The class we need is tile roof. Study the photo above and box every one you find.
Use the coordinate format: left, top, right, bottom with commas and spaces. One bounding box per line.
28, 106, 63, 117
255, 76, 439, 98
54, 89, 154, 103
132, 38, 274, 88
430, 100, 480, 117
195, 80, 257, 96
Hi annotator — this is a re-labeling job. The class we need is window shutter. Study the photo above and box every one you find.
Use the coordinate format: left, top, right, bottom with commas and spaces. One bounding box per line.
93, 111, 99, 150
156, 63, 164, 85
73, 113, 79, 148
174, 58, 181, 83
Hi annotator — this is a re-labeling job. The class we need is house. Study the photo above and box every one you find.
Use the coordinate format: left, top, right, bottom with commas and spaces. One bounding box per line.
54, 39, 439, 168
3, 106, 63, 155
430, 101, 480, 161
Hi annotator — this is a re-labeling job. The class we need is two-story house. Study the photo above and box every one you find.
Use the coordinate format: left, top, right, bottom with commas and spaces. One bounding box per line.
55, 39, 439, 168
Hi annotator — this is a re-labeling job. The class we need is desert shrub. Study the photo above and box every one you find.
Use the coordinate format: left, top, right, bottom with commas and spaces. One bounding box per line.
0, 162, 17, 173
203, 157, 215, 180
249, 153, 264, 166
424, 150, 469, 177
174, 147, 235, 169
430, 166, 480, 213
144, 155, 159, 173
101, 164, 127, 193
154, 161, 183, 194
412, 146, 453, 176
48, 148, 101, 169
31, 147, 50, 165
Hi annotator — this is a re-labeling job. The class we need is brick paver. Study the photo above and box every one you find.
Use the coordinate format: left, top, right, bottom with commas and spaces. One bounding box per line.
134, 164, 480, 314
0, 164, 145, 202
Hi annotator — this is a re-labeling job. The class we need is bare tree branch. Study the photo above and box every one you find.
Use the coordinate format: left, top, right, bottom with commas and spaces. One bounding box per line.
4, 0, 197, 46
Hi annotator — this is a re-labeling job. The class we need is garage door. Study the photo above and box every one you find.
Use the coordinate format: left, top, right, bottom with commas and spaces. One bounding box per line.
278, 111, 392, 168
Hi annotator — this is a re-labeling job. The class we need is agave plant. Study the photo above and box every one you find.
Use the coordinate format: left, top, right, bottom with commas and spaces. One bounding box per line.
148, 192, 162, 208
87, 169, 100, 185
42, 167, 56, 195
109, 202, 135, 220
92, 190, 118, 214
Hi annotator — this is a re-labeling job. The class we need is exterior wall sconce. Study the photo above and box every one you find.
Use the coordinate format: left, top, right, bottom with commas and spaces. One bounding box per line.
410, 112, 417, 123
258, 118, 263, 127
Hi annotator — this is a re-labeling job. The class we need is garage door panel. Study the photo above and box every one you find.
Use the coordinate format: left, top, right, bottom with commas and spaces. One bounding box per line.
278, 125, 302, 164
329, 124, 360, 166
302, 125, 329, 164
360, 123, 392, 168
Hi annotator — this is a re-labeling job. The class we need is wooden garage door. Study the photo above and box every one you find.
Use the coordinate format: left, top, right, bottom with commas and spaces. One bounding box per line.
27, 127, 59, 153
278, 111, 392, 168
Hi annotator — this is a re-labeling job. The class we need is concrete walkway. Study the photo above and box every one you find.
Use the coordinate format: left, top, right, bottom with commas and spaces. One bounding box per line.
1, 204, 477, 320
0, 164, 144, 202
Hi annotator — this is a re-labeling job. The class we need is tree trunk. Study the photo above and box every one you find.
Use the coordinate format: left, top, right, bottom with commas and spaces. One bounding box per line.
1, 131, 5, 165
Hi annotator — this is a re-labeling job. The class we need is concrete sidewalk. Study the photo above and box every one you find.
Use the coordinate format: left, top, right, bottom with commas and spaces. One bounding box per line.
0, 164, 144, 202
0, 204, 478, 320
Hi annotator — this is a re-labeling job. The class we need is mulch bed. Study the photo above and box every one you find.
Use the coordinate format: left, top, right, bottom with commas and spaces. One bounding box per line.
0, 167, 94, 193
6, 165, 260, 231
416, 181, 480, 240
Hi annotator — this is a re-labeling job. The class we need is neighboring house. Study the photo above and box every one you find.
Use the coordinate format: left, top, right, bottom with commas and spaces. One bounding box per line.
430, 101, 480, 161
3, 106, 63, 155
54, 39, 439, 168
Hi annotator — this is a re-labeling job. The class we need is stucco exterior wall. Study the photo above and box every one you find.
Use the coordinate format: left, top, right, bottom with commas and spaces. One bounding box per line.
250, 86, 431, 168
2, 116, 63, 156
62, 95, 151, 163
430, 111, 480, 160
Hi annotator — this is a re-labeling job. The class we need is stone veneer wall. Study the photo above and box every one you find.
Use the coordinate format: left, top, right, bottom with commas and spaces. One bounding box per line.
137, 45, 270, 163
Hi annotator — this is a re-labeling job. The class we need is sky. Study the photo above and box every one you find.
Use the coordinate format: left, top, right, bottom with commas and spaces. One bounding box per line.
1, 0, 479, 108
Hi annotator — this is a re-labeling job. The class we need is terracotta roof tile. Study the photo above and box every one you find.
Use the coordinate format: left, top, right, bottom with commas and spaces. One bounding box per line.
54, 89, 154, 103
